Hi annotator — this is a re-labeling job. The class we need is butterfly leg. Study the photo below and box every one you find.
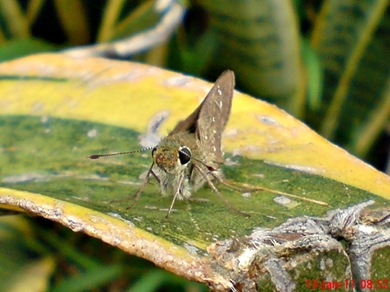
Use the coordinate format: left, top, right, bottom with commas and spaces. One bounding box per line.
165, 174, 185, 218
194, 165, 250, 217
209, 172, 328, 206
125, 162, 157, 210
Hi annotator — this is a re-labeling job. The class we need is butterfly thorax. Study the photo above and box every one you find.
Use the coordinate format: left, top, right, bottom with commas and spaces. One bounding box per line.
152, 132, 222, 199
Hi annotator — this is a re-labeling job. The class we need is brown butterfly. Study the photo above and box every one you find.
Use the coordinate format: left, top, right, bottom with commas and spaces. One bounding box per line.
90, 71, 247, 217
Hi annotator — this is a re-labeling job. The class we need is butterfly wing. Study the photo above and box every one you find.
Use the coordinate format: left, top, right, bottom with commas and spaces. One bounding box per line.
196, 70, 234, 164
168, 71, 235, 191
169, 70, 234, 168
170, 70, 234, 141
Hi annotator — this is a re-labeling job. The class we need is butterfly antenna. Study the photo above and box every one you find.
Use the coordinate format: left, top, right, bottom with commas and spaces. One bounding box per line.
88, 147, 153, 159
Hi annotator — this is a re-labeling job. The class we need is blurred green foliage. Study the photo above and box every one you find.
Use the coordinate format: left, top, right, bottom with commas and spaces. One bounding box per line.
0, 0, 388, 290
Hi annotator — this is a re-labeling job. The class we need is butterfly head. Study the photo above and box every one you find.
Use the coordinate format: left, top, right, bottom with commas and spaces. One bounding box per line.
152, 143, 192, 174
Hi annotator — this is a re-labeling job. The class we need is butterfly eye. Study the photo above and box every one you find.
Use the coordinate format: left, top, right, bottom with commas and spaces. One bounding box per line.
178, 146, 191, 165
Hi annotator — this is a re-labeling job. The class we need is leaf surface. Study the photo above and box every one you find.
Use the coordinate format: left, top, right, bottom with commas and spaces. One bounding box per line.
0, 54, 389, 288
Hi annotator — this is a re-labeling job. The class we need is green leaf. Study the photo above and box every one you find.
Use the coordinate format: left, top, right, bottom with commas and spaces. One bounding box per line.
0, 216, 54, 291
0, 38, 57, 62
198, 0, 302, 108
0, 54, 389, 289
311, 0, 389, 152
51, 264, 122, 292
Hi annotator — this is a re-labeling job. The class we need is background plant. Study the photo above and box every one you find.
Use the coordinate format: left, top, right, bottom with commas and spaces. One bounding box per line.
0, 0, 388, 290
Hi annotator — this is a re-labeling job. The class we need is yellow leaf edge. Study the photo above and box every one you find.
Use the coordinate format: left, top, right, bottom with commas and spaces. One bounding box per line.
0, 187, 232, 289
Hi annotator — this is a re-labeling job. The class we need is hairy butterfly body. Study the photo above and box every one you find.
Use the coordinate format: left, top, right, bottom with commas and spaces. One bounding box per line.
151, 71, 234, 213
